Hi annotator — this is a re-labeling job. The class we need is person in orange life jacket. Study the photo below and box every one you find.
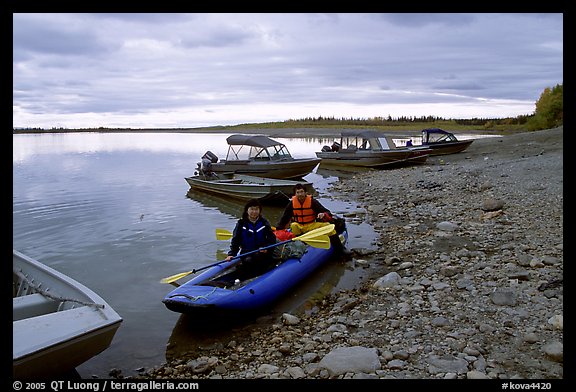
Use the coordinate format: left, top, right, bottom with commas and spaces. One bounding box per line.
276, 183, 352, 259
225, 199, 278, 279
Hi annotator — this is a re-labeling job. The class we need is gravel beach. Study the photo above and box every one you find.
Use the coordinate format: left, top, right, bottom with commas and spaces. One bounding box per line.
129, 126, 563, 380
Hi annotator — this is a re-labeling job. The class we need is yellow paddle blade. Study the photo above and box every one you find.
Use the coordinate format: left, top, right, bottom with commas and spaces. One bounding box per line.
297, 234, 331, 249
215, 228, 233, 240
293, 224, 335, 242
160, 270, 193, 284
290, 223, 334, 249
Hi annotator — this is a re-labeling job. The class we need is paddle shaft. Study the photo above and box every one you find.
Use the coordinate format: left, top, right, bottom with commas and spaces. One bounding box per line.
199, 223, 334, 273
160, 224, 334, 283
191, 238, 296, 275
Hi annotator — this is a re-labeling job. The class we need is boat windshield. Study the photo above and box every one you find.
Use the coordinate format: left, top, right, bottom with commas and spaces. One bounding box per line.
266, 144, 293, 160
340, 136, 394, 151
360, 137, 395, 150
225, 143, 293, 161
376, 137, 395, 150
423, 131, 458, 143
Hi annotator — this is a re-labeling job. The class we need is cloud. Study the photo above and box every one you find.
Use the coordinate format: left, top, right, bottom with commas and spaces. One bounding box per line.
12, 13, 563, 128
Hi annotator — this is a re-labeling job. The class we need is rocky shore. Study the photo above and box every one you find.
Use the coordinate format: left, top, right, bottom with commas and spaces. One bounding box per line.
129, 126, 563, 380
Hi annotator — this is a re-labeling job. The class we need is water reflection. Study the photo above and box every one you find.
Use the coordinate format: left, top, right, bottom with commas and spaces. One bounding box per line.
186, 188, 304, 225
14, 131, 497, 164
166, 314, 252, 363
13, 133, 233, 163
186, 189, 250, 220
316, 165, 376, 179
13, 131, 379, 378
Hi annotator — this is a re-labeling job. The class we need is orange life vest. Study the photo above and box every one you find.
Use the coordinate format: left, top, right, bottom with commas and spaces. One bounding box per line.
292, 195, 316, 224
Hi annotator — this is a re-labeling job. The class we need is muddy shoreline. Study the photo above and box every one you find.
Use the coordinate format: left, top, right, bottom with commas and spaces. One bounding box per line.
125, 126, 563, 380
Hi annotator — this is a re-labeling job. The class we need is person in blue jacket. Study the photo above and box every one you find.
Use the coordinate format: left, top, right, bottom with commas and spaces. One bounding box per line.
225, 199, 278, 279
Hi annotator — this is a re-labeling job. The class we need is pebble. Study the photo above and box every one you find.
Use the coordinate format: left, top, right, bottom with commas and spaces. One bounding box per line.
130, 127, 563, 380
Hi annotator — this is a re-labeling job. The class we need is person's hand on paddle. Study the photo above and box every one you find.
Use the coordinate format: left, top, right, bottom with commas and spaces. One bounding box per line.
160, 224, 334, 284
226, 248, 267, 262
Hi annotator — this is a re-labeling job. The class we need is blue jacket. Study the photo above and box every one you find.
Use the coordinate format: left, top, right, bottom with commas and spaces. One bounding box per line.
228, 216, 277, 257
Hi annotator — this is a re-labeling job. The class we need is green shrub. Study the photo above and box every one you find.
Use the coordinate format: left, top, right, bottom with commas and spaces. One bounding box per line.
527, 84, 563, 131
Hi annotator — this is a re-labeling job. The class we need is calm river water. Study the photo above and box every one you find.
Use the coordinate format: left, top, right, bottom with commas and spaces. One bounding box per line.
12, 131, 379, 378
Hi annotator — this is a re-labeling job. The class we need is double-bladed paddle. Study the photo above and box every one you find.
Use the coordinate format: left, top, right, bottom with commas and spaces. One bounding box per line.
159, 224, 335, 284
215, 228, 233, 240
216, 226, 277, 240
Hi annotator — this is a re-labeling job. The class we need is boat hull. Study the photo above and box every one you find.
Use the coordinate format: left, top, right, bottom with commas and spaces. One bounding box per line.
13, 322, 120, 379
404, 147, 433, 164
13, 250, 123, 379
316, 150, 416, 168
316, 130, 435, 168
424, 140, 474, 155
162, 232, 348, 315
420, 128, 474, 155
209, 158, 320, 179
184, 174, 311, 204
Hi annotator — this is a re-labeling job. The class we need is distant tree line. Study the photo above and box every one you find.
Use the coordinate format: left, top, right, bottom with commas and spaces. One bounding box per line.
14, 84, 562, 133
283, 83, 562, 131
283, 115, 532, 127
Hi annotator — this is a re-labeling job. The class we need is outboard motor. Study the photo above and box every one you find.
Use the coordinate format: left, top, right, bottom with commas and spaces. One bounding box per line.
331, 142, 341, 152
196, 151, 219, 177
202, 151, 218, 164
321, 145, 332, 152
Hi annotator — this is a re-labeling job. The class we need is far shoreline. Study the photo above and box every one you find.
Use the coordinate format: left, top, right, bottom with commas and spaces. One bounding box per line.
13, 126, 516, 139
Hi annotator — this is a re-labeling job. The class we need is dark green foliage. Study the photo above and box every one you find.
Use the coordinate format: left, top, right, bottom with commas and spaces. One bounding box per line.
526, 84, 563, 131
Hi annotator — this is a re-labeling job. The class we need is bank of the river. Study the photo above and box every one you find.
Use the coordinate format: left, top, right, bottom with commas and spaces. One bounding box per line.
125, 126, 563, 380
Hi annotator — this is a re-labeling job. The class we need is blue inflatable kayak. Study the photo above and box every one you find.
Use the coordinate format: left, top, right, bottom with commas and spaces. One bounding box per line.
162, 231, 348, 315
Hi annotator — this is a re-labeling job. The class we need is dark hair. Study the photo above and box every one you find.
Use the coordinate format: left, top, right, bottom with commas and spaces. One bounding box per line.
242, 199, 262, 219
294, 183, 306, 192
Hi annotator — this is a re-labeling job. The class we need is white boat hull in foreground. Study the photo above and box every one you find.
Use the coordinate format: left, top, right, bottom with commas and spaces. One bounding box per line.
13, 250, 123, 379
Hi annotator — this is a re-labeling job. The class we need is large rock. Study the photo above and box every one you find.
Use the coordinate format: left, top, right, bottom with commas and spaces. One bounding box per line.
318, 346, 381, 376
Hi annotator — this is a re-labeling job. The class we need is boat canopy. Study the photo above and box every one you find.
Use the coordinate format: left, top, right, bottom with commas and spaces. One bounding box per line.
224, 134, 293, 161
226, 135, 283, 148
340, 130, 384, 139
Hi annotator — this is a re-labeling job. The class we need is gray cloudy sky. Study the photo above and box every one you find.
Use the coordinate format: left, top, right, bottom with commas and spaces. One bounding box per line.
13, 13, 563, 129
